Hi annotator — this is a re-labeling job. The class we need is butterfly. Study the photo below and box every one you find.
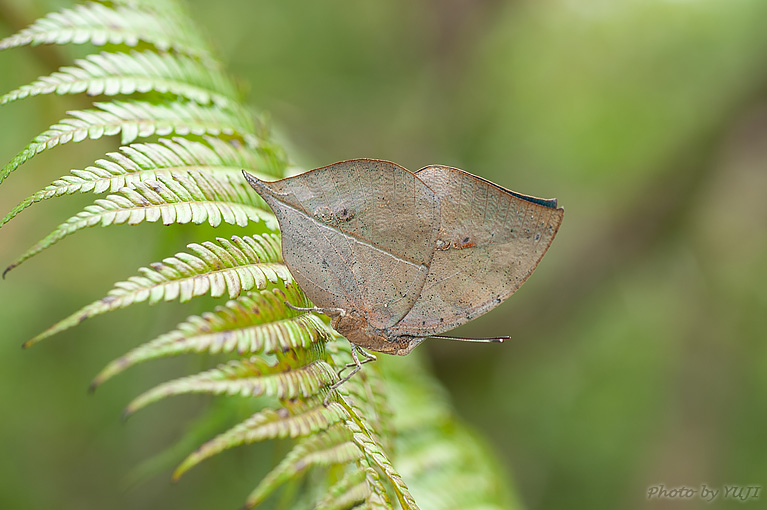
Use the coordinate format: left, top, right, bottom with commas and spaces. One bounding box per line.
244, 159, 563, 393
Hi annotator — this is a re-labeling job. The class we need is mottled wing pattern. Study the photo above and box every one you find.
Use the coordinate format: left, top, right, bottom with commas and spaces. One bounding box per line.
389, 165, 564, 337
244, 160, 440, 329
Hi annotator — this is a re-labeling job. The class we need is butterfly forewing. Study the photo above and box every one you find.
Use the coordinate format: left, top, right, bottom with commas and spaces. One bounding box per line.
389, 165, 564, 337
245, 160, 440, 329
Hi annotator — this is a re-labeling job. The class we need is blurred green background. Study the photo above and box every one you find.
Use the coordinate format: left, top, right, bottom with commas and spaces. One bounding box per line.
1, 0, 766, 508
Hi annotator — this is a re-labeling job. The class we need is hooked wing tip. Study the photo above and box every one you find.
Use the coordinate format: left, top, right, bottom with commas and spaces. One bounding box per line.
241, 169, 260, 187
242, 170, 275, 200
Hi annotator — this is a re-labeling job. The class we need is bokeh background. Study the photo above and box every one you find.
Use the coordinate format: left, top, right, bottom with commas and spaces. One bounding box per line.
1, 0, 766, 509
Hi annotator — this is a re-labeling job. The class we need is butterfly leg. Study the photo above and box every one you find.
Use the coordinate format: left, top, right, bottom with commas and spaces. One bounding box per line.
284, 300, 346, 318
323, 343, 376, 406
341, 343, 376, 374
355, 347, 377, 365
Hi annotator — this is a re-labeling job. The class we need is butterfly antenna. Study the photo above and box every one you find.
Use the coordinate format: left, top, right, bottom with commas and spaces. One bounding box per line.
428, 334, 508, 343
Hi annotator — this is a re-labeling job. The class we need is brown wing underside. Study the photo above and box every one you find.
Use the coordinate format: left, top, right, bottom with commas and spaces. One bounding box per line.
389, 165, 564, 337
245, 160, 440, 329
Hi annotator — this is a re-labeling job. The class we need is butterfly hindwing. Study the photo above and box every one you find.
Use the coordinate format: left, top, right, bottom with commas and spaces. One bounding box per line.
389, 165, 564, 337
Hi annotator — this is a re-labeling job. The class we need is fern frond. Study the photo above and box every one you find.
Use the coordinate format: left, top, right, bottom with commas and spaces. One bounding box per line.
0, 2, 213, 61
0, 1, 519, 508
0, 100, 257, 184
4, 171, 275, 274
124, 357, 337, 416
23, 234, 289, 348
173, 401, 349, 480
343, 406, 419, 510
343, 365, 394, 453
315, 469, 369, 510
382, 354, 518, 509
0, 137, 285, 228
1, 51, 241, 108
244, 425, 361, 508
90, 287, 331, 388
397, 427, 509, 510
359, 458, 396, 509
